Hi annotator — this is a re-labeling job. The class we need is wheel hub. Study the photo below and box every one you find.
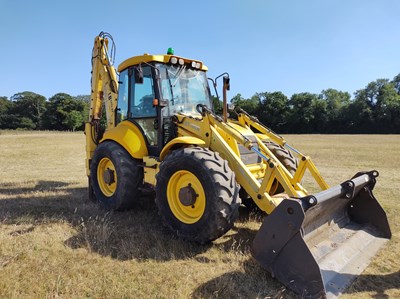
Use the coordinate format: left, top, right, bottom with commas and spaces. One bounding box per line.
179, 184, 198, 206
103, 168, 115, 185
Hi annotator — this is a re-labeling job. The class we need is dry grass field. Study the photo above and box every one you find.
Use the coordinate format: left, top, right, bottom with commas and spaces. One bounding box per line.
0, 131, 399, 298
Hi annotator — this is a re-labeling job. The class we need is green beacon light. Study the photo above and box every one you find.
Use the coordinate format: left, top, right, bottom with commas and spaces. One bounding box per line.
167, 47, 174, 55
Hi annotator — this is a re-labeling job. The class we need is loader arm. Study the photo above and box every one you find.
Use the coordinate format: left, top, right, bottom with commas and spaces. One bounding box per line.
85, 32, 119, 176
173, 105, 391, 297
177, 105, 329, 214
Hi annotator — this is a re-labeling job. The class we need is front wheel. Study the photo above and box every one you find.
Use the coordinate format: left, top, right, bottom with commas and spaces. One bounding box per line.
90, 141, 143, 210
155, 147, 240, 244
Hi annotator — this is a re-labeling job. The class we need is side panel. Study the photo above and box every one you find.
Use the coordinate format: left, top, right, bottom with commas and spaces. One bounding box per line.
100, 121, 148, 159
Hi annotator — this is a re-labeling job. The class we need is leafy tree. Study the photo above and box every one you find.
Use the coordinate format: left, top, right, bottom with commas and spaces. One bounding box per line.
319, 89, 351, 133
350, 88, 374, 132
211, 95, 223, 115
287, 92, 321, 133
9, 92, 46, 129
311, 98, 328, 133
75, 94, 90, 123
374, 80, 400, 133
391, 73, 400, 95
18, 117, 36, 130
230, 93, 259, 116
43, 93, 86, 130
350, 78, 400, 133
0, 96, 13, 128
64, 110, 84, 131
0, 96, 10, 113
256, 91, 290, 132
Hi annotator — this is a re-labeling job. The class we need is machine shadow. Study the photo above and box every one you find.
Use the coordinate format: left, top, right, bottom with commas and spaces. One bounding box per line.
0, 181, 211, 262
327, 270, 400, 298
191, 258, 294, 299
0, 180, 71, 196
192, 262, 399, 299
0, 180, 88, 224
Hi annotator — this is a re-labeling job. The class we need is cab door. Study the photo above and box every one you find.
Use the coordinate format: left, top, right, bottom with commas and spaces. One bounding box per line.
127, 65, 160, 155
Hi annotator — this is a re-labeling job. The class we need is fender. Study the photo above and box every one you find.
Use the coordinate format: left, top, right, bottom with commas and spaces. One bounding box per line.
100, 121, 148, 159
159, 136, 205, 161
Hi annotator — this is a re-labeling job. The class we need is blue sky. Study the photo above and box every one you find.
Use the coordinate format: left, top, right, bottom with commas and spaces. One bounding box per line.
1, 0, 399, 100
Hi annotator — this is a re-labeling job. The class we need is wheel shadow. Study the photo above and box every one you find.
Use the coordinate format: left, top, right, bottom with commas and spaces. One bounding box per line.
65, 192, 212, 261
0, 181, 211, 261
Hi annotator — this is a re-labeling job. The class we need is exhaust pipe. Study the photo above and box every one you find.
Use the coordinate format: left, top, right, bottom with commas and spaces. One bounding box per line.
251, 171, 391, 298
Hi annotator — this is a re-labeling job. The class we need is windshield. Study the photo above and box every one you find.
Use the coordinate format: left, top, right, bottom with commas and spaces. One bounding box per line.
157, 63, 212, 117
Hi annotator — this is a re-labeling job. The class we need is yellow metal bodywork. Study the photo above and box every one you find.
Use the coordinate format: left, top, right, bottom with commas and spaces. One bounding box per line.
118, 54, 208, 72
159, 136, 206, 161
143, 156, 159, 186
101, 121, 148, 159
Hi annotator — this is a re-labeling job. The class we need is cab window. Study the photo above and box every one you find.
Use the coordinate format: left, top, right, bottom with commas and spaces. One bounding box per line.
129, 66, 158, 146
130, 66, 156, 118
116, 69, 129, 123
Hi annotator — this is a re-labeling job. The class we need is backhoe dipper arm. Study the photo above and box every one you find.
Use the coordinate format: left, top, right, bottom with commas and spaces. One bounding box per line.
85, 32, 119, 176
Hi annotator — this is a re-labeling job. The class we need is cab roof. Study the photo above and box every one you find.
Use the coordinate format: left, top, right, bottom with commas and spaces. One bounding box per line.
117, 54, 208, 72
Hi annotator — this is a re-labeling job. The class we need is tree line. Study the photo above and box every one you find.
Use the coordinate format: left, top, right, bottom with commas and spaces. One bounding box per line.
221, 73, 400, 134
0, 92, 89, 131
1, 73, 400, 133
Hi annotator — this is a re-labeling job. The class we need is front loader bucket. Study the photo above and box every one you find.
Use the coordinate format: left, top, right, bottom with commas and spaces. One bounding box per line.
251, 171, 391, 298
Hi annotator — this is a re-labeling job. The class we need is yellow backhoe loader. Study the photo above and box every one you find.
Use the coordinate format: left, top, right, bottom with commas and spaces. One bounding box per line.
85, 32, 391, 298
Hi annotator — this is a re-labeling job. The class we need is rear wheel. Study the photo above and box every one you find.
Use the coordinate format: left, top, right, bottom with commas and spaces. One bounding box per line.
241, 141, 298, 210
90, 141, 143, 210
155, 147, 240, 244
264, 141, 298, 176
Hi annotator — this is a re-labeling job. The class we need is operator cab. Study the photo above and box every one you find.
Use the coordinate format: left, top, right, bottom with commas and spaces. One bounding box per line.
116, 53, 213, 156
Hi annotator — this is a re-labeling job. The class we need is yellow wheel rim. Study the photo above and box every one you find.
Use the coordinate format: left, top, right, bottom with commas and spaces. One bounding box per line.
97, 157, 117, 197
167, 170, 206, 224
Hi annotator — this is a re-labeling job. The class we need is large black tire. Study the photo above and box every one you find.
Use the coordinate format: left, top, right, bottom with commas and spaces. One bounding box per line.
264, 141, 298, 175
155, 147, 240, 244
90, 141, 143, 210
240, 141, 298, 210
264, 141, 298, 194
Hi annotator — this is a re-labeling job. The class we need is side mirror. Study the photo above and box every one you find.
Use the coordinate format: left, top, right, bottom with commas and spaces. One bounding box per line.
223, 75, 230, 91
134, 66, 144, 84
